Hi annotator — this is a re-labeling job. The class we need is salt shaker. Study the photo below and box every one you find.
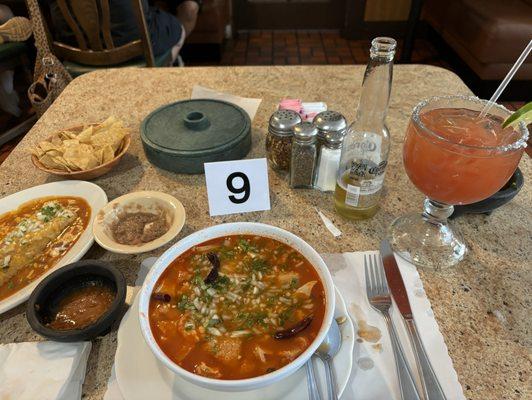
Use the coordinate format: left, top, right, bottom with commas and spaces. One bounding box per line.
290, 122, 318, 188
313, 111, 347, 192
266, 110, 302, 171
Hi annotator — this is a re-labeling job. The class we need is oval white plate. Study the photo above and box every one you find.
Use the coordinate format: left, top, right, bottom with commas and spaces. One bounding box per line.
0, 180, 107, 314
116, 287, 356, 400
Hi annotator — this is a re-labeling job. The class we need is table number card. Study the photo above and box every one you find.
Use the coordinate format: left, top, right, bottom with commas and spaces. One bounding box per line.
204, 158, 271, 216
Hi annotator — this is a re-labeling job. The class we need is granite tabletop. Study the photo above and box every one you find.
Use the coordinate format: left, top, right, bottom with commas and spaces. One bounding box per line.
0, 65, 530, 400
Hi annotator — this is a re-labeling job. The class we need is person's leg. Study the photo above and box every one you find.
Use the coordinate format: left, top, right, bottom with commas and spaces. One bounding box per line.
170, 24, 186, 65
176, 0, 199, 36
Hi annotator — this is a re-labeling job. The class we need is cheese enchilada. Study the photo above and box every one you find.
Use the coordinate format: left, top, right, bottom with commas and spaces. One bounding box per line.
0, 196, 90, 301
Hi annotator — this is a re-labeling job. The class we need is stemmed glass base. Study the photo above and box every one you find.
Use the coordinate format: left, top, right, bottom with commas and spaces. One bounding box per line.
388, 199, 467, 270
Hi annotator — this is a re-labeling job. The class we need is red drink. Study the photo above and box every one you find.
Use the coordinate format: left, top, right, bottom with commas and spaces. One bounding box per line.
390, 96, 528, 270
403, 108, 524, 205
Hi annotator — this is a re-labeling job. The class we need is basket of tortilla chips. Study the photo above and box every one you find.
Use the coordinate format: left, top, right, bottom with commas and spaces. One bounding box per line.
31, 117, 131, 180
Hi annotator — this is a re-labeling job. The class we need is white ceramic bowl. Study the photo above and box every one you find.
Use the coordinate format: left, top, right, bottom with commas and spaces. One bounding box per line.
93, 191, 185, 254
138, 222, 335, 392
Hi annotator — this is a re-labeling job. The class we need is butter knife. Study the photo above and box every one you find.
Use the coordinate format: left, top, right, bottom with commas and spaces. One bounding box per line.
380, 239, 447, 400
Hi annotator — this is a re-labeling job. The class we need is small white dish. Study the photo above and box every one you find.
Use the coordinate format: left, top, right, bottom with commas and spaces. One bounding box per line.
93, 191, 185, 254
115, 287, 355, 400
138, 222, 336, 392
0, 180, 107, 314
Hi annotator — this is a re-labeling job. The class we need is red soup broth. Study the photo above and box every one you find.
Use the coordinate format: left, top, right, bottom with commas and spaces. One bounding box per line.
149, 235, 326, 380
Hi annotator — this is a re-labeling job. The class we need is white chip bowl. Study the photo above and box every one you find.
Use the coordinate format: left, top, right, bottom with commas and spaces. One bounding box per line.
138, 222, 335, 392
93, 191, 185, 254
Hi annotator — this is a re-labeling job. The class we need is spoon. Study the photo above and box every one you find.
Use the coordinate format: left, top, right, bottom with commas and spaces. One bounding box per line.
315, 319, 342, 400
305, 357, 322, 400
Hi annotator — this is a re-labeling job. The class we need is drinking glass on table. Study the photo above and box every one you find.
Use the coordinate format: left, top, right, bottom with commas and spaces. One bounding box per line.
389, 95, 528, 269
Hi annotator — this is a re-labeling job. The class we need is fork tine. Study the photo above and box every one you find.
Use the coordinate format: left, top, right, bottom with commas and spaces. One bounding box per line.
370, 254, 378, 295
378, 254, 388, 294
378, 256, 389, 293
379, 254, 387, 294
364, 254, 372, 298
367, 254, 375, 298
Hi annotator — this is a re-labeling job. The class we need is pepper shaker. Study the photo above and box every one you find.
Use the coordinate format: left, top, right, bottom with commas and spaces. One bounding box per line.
290, 122, 318, 189
313, 111, 348, 192
266, 110, 302, 171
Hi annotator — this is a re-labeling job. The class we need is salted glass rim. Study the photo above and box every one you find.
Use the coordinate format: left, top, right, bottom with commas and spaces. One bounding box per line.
411, 95, 529, 152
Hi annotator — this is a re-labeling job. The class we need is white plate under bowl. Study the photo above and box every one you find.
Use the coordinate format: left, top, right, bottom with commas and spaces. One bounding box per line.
0, 180, 107, 314
116, 287, 355, 400
92, 191, 186, 254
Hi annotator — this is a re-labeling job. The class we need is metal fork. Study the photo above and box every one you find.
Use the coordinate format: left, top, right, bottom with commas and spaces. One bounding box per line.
364, 253, 422, 400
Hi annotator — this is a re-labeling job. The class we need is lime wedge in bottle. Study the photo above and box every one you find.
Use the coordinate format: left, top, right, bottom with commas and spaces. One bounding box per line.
502, 102, 532, 128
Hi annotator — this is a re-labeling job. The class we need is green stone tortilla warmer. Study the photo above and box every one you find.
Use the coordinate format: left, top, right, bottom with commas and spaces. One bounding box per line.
141, 99, 252, 174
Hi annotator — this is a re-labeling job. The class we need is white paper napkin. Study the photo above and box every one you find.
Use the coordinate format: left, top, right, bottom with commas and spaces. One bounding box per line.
0, 341, 91, 400
191, 85, 262, 120
324, 252, 465, 400
105, 254, 465, 400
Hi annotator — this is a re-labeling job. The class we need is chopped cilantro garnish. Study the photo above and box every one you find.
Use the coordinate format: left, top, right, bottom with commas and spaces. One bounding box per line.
279, 306, 295, 326
289, 278, 299, 289
192, 272, 203, 287
177, 294, 193, 311
211, 275, 230, 291
249, 258, 269, 272
266, 295, 278, 306
219, 247, 235, 260
7, 281, 14, 289
238, 239, 257, 253
200, 292, 213, 304
237, 311, 268, 328
40, 203, 61, 221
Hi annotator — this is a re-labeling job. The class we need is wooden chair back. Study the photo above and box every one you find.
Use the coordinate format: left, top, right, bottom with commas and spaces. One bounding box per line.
49, 0, 155, 66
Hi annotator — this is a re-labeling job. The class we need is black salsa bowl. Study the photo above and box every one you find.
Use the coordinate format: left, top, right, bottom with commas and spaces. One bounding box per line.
451, 167, 524, 218
26, 260, 126, 342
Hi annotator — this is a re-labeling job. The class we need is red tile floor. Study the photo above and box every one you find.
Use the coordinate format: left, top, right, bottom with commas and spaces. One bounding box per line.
222, 30, 373, 66
0, 30, 525, 166
214, 31, 452, 68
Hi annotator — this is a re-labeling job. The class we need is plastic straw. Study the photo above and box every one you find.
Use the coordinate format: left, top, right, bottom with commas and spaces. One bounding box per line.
479, 40, 532, 118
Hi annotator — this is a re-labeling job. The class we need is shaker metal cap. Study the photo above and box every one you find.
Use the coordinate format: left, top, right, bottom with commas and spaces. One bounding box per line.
313, 110, 347, 145
269, 110, 302, 136
293, 121, 318, 141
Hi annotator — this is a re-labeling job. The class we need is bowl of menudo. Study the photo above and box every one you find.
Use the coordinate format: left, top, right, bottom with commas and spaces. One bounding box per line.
138, 222, 335, 391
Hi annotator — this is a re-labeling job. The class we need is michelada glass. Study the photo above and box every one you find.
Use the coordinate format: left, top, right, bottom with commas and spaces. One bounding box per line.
389, 95, 528, 269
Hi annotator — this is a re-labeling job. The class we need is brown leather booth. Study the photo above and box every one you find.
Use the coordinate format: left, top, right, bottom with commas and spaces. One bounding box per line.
424, 0, 532, 80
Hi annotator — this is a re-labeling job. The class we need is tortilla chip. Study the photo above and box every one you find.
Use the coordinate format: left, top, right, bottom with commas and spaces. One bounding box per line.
57, 155, 80, 171
101, 145, 115, 164
62, 139, 80, 148
91, 127, 126, 152
63, 143, 99, 170
50, 135, 63, 146
37, 140, 62, 153
30, 117, 126, 172
77, 126, 93, 144
93, 116, 117, 132
58, 130, 77, 140
38, 154, 69, 171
